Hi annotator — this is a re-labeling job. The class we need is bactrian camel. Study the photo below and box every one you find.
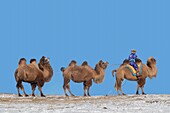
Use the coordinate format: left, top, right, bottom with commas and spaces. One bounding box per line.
61, 60, 108, 96
112, 57, 157, 95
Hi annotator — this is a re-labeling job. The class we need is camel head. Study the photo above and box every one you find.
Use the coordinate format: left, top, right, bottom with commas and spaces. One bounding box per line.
38, 56, 53, 82
147, 57, 156, 67
98, 60, 109, 70
94, 60, 108, 84
38, 56, 50, 71
147, 57, 158, 79
40, 56, 50, 64
18, 58, 27, 66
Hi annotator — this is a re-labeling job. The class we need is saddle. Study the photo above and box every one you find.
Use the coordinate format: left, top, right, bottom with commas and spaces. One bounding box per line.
126, 63, 142, 76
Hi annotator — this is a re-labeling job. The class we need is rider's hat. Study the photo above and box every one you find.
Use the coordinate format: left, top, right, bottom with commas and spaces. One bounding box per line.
131, 49, 136, 53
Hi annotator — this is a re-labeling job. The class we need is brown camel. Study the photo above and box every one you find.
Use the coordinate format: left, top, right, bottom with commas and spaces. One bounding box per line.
61, 60, 108, 96
14, 56, 53, 97
112, 57, 157, 95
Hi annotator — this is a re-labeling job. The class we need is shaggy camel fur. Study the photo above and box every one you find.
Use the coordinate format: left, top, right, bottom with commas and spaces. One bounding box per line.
14, 56, 53, 97
61, 60, 108, 96
112, 57, 157, 95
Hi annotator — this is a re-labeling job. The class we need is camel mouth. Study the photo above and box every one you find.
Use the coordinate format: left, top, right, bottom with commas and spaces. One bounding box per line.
45, 57, 50, 63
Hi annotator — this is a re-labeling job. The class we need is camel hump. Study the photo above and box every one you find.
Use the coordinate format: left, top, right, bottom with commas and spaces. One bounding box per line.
136, 58, 142, 63
81, 61, 88, 66
18, 58, 26, 65
60, 67, 65, 72
69, 60, 77, 66
30, 58, 36, 63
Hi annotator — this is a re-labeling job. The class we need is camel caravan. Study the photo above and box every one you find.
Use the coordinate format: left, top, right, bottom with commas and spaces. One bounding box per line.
14, 54, 157, 97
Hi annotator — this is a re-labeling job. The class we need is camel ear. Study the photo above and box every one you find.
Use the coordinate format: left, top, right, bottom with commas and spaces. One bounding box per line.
99, 60, 103, 64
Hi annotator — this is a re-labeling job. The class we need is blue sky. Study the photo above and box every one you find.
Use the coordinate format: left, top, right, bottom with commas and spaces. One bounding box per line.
0, 0, 169, 96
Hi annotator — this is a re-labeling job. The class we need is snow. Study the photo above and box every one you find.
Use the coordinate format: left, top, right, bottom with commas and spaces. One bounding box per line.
0, 94, 170, 113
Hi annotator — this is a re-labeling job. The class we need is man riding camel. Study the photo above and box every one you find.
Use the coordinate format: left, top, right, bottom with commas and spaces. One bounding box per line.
128, 49, 140, 76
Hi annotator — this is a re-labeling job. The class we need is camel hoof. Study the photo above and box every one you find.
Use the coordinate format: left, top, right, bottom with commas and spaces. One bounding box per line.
71, 94, 75, 97
41, 94, 46, 97
18, 94, 22, 97
122, 93, 126, 96
65, 94, 69, 97
25, 94, 29, 97
142, 93, 146, 95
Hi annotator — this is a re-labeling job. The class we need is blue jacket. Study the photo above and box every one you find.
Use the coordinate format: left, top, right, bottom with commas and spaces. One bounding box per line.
128, 53, 137, 62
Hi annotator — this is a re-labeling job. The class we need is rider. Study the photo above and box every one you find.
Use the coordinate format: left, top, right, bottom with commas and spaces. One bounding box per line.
128, 49, 140, 76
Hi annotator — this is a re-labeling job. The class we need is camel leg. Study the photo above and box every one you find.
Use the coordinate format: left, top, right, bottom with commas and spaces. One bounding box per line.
116, 79, 125, 95
21, 85, 28, 97
84, 80, 92, 96
19, 82, 28, 97
137, 78, 146, 95
63, 78, 69, 96
66, 83, 74, 96
87, 87, 90, 96
16, 82, 22, 97
83, 85, 88, 96
141, 86, 146, 95
38, 81, 45, 97
63, 85, 68, 96
136, 84, 140, 95
38, 86, 45, 97
63, 78, 74, 96
31, 83, 37, 97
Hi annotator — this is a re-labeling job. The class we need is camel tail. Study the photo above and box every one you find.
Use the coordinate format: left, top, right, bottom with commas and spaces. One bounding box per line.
60, 67, 65, 72
112, 70, 117, 77
14, 69, 19, 82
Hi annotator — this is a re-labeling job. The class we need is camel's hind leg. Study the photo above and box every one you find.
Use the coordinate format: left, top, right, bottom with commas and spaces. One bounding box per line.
115, 78, 125, 95
16, 82, 28, 97
31, 83, 37, 97
83, 80, 92, 96
16, 82, 22, 97
63, 78, 74, 96
66, 83, 74, 96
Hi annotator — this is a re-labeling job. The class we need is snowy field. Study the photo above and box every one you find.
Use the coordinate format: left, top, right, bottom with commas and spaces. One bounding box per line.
0, 94, 170, 113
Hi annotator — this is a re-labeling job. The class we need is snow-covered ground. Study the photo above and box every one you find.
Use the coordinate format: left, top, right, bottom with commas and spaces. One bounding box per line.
0, 94, 170, 113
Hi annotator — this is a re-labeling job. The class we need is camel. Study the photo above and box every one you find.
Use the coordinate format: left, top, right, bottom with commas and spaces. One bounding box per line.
112, 57, 157, 95
14, 56, 53, 97
61, 60, 108, 96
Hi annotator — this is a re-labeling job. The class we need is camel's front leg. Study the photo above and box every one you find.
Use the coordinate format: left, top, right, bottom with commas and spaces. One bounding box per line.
141, 86, 146, 95
136, 84, 140, 95
38, 81, 45, 97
